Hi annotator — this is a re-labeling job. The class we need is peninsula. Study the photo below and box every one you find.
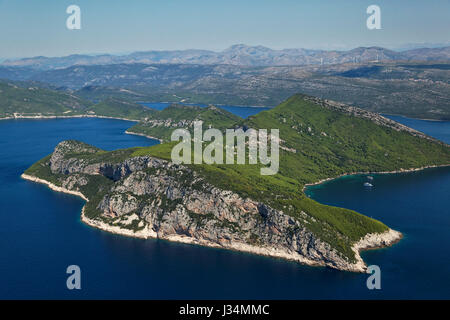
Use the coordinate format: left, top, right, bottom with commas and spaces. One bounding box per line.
22, 94, 450, 272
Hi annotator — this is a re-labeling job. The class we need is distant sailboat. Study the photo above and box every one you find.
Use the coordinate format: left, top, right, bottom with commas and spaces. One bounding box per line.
367, 176, 374, 181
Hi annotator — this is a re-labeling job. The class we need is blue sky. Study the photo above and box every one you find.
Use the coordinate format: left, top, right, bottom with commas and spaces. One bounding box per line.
0, 0, 449, 59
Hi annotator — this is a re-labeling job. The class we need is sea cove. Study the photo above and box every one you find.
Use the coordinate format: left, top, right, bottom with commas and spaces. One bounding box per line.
0, 113, 449, 299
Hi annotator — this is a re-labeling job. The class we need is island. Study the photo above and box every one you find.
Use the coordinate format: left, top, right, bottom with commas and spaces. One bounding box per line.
21, 94, 450, 272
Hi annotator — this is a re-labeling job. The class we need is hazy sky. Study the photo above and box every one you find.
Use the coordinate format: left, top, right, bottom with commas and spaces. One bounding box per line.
0, 0, 449, 59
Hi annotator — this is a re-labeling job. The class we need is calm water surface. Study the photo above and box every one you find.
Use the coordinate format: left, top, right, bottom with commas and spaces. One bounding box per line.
141, 102, 271, 119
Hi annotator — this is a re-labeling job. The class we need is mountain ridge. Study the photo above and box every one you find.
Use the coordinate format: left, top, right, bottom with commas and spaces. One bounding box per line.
3, 44, 449, 70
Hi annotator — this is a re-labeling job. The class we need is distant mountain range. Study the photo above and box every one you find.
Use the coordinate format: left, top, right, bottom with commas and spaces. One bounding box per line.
1, 59, 449, 120
0, 44, 448, 120
2, 44, 450, 70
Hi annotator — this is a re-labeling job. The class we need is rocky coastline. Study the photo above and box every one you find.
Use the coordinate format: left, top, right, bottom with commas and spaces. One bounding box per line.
0, 114, 139, 122
21, 141, 406, 273
125, 130, 163, 143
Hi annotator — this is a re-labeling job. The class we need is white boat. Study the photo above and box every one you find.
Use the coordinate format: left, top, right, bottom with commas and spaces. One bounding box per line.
363, 182, 373, 187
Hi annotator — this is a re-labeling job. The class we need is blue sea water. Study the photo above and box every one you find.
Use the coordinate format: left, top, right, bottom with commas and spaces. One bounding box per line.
0, 110, 448, 299
384, 114, 450, 144
141, 102, 271, 119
